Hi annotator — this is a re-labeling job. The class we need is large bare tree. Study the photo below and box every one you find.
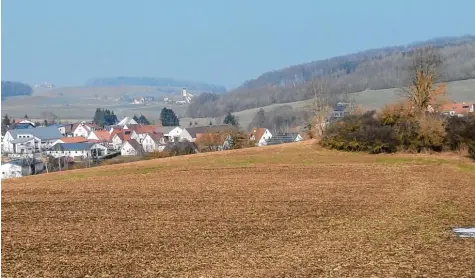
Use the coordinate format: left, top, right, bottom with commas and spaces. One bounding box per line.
306, 76, 331, 138
403, 47, 446, 113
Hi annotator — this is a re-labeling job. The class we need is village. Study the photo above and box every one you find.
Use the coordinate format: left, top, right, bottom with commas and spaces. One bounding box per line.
1, 99, 473, 180
0, 114, 306, 179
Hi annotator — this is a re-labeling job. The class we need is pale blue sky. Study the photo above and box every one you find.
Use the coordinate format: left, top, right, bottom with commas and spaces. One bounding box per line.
2, 0, 475, 89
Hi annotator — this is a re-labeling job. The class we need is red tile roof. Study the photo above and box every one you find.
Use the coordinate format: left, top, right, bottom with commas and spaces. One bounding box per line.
91, 130, 112, 141
440, 102, 474, 115
250, 128, 266, 142
58, 137, 88, 143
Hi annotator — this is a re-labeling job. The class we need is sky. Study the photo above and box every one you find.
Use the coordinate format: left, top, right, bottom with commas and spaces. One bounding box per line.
2, 0, 475, 89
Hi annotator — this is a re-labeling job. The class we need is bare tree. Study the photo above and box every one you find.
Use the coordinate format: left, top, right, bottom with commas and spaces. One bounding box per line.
306, 77, 331, 138
402, 47, 446, 113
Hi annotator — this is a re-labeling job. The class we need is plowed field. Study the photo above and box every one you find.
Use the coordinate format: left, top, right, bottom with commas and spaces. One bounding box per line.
2, 141, 475, 277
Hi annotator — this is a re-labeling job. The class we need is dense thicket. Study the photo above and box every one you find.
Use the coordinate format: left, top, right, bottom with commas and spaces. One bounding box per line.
321, 112, 475, 157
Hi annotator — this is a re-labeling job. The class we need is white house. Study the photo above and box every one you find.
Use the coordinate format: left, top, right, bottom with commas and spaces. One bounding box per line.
250, 128, 273, 147
155, 126, 184, 142
47, 143, 108, 159
121, 139, 144, 156
111, 130, 135, 150
1, 159, 44, 179
117, 117, 138, 126
181, 125, 232, 142
2, 126, 63, 154
142, 133, 167, 152
72, 122, 100, 138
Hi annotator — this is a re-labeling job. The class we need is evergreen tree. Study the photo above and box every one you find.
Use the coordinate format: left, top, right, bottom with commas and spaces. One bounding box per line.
24, 114, 28, 119
138, 114, 150, 125
43, 119, 48, 127
209, 121, 213, 126
223, 112, 239, 127
93, 108, 106, 127
189, 121, 193, 126
2, 114, 11, 127
93, 108, 118, 127
160, 108, 180, 126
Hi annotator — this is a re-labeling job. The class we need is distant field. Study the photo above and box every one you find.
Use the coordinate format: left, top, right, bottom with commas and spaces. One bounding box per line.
2, 142, 475, 277
2, 79, 474, 126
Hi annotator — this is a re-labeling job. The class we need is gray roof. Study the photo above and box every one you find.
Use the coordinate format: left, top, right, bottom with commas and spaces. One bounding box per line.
154, 126, 180, 134
266, 133, 300, 145
50, 143, 96, 151
8, 126, 62, 141
125, 139, 143, 151
184, 125, 232, 138
11, 137, 35, 144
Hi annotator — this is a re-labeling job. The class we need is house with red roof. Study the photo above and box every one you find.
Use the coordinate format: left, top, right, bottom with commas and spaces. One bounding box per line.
249, 128, 273, 147
440, 102, 475, 117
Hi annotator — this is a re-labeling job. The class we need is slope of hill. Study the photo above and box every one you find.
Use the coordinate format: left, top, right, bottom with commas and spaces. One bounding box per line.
86, 76, 227, 93
187, 35, 475, 117
2, 142, 475, 276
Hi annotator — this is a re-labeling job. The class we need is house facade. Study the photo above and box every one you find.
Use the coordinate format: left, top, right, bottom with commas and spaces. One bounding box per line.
250, 128, 273, 147
121, 139, 143, 156
155, 126, 184, 142
2, 126, 63, 154
440, 102, 475, 117
47, 143, 108, 159
1, 159, 44, 179
142, 133, 166, 152
72, 122, 100, 138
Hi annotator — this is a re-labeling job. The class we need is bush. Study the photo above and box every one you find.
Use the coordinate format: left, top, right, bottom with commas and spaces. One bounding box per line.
444, 115, 475, 158
321, 108, 474, 156
321, 111, 398, 154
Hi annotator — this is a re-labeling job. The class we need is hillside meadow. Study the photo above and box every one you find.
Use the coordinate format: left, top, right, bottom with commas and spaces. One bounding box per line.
2, 141, 475, 277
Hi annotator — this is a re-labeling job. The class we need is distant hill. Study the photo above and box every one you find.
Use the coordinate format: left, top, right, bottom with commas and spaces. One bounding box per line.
187, 35, 475, 118
85, 77, 227, 93
1, 81, 33, 100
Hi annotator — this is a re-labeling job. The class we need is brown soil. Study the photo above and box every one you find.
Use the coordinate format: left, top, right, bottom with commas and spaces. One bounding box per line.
2, 142, 475, 277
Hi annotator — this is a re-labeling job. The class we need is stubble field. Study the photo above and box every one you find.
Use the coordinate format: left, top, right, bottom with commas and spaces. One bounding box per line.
2, 141, 475, 277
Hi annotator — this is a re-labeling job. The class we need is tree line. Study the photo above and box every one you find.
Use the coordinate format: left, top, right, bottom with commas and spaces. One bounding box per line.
1, 81, 33, 100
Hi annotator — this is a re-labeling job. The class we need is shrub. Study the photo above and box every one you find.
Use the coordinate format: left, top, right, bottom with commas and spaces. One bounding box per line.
321, 111, 398, 154
444, 115, 475, 158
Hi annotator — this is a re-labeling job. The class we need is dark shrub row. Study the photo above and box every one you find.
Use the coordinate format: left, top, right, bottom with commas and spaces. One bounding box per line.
321, 111, 475, 157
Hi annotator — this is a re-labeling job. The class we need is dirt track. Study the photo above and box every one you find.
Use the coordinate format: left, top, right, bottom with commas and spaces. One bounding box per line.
2, 142, 475, 277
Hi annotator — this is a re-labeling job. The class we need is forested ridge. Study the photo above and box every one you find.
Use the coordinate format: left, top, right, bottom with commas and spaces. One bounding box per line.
85, 76, 227, 93
187, 35, 475, 118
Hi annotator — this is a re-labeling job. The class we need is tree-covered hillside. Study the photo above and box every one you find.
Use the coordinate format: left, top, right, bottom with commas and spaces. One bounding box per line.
85, 76, 227, 93
1, 81, 33, 100
187, 36, 475, 118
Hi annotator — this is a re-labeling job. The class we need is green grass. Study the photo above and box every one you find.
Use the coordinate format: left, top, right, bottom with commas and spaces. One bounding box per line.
375, 157, 449, 165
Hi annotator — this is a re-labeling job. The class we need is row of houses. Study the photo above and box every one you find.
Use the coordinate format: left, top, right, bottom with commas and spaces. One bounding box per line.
1, 115, 305, 179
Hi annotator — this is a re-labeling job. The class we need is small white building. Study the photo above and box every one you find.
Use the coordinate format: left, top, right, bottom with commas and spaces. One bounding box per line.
72, 122, 100, 138
121, 139, 144, 156
250, 128, 273, 147
111, 130, 135, 150
117, 117, 138, 126
1, 159, 44, 179
155, 126, 183, 142
2, 126, 63, 154
142, 133, 167, 152
47, 143, 108, 159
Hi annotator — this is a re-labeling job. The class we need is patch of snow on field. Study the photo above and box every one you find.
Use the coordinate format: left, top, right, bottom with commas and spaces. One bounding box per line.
453, 227, 475, 238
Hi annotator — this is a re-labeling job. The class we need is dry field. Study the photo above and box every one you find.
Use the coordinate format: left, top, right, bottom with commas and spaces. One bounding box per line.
2, 141, 475, 277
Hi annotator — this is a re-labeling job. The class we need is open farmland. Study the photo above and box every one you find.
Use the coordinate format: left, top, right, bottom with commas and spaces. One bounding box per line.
2, 142, 475, 277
